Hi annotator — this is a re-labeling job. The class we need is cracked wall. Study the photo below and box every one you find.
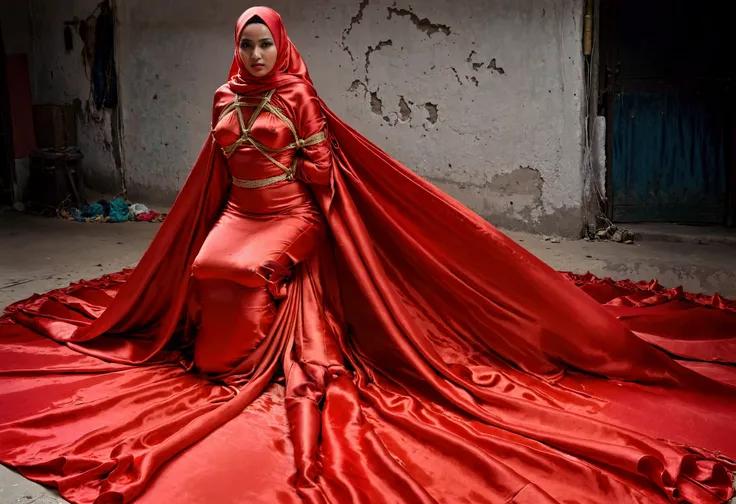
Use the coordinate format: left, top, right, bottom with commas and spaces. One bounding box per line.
25, 0, 125, 196
27, 0, 585, 235
330, 0, 585, 236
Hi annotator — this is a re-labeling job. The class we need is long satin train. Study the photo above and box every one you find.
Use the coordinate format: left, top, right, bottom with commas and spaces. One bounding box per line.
1, 268, 734, 503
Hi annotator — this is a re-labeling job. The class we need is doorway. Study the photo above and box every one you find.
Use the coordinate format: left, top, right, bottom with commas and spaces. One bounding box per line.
599, 0, 735, 225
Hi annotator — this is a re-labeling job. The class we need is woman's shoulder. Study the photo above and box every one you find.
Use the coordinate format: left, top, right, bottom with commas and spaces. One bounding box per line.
285, 79, 314, 91
211, 84, 237, 123
213, 84, 236, 105
277, 80, 318, 100
274, 81, 320, 120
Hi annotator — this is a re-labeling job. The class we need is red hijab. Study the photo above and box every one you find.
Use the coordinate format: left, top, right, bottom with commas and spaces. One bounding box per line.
228, 6, 313, 95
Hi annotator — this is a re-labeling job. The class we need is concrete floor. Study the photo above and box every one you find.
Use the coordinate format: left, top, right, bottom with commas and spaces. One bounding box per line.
2, 210, 735, 308
1, 209, 736, 503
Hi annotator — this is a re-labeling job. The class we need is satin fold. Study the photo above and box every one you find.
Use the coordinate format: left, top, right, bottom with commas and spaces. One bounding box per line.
1, 6, 735, 504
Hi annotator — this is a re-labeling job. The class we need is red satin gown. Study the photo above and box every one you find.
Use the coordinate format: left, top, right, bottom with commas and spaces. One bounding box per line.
189, 87, 328, 375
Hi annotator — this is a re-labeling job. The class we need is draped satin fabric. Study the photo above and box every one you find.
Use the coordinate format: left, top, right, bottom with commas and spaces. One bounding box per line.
1, 6, 735, 504
228, 7, 312, 95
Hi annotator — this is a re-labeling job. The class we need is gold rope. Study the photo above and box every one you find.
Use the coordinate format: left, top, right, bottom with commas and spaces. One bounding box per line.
232, 172, 290, 189
217, 90, 328, 188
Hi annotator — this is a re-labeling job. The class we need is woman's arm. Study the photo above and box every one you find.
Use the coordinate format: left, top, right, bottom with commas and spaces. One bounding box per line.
294, 85, 332, 185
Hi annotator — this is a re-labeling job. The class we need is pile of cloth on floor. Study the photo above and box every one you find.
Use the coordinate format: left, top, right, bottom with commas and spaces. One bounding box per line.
60, 198, 166, 223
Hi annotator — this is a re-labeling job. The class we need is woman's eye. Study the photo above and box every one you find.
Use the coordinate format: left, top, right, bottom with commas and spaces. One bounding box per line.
262, 42, 272, 48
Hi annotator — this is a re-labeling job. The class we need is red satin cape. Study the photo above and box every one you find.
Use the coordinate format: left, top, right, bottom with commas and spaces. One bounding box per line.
1, 6, 736, 504
1, 98, 735, 502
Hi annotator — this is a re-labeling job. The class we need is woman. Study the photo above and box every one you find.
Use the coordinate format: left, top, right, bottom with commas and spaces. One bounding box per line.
1, 7, 735, 504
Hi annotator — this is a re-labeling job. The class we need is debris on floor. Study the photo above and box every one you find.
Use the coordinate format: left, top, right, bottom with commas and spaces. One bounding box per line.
542, 236, 562, 244
128, 203, 160, 222
58, 198, 166, 223
586, 214, 635, 244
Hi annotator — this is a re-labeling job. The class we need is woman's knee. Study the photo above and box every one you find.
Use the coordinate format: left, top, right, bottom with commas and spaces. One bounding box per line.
191, 256, 291, 289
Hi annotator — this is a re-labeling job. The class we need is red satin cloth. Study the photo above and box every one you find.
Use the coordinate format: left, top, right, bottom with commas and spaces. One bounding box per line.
188, 83, 330, 375
2, 271, 735, 503
1, 77, 736, 503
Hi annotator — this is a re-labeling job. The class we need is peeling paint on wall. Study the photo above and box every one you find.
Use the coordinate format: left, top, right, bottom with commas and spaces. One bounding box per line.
386, 6, 451, 36
332, 0, 585, 236
29, 0, 586, 235
450, 67, 462, 85
341, 2, 511, 134
370, 90, 383, 116
490, 166, 544, 201
340, 0, 370, 63
364, 39, 392, 75
467, 51, 506, 76
398, 96, 411, 122
487, 58, 505, 75
424, 103, 438, 124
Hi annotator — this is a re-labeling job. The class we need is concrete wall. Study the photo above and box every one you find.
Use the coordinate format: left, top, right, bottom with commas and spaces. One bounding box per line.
28, 0, 122, 195
31, 0, 586, 236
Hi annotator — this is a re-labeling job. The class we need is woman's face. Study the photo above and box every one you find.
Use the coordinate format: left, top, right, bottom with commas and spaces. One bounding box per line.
239, 22, 277, 77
